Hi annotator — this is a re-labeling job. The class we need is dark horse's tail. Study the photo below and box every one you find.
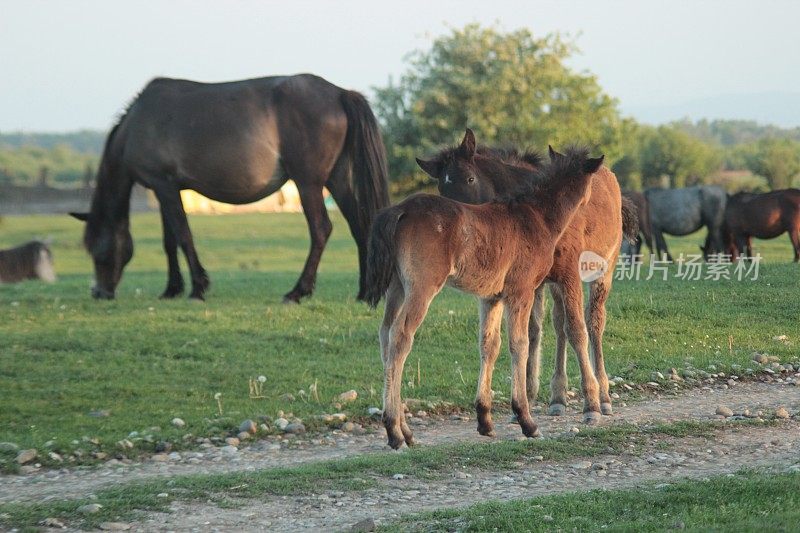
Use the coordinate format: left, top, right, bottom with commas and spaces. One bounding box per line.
364, 206, 403, 308
339, 91, 391, 234
621, 195, 639, 244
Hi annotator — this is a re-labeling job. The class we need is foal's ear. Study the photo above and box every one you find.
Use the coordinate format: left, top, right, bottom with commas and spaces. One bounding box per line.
582, 155, 604, 174
459, 128, 477, 159
69, 212, 89, 222
416, 157, 441, 179
548, 145, 563, 161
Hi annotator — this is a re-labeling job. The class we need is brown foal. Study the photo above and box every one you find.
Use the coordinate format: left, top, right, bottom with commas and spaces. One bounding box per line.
365, 145, 604, 448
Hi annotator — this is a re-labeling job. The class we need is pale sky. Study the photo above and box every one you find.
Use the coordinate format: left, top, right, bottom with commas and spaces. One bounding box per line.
1, 0, 799, 131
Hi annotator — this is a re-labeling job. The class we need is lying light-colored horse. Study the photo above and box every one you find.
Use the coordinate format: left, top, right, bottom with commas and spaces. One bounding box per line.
0, 241, 56, 284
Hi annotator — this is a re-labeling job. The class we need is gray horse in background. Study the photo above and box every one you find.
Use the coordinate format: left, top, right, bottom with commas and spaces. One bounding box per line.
645, 185, 727, 261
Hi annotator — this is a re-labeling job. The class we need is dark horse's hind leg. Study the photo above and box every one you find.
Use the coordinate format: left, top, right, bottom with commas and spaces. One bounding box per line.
159, 206, 184, 298
325, 176, 368, 300
283, 184, 332, 303
153, 184, 210, 300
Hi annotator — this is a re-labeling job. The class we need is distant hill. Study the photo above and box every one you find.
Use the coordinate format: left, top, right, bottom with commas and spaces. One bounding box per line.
669, 118, 800, 146
0, 130, 106, 155
624, 92, 800, 131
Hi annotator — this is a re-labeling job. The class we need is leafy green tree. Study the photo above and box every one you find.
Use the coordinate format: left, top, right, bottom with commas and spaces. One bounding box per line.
373, 24, 624, 189
637, 126, 721, 188
743, 138, 800, 189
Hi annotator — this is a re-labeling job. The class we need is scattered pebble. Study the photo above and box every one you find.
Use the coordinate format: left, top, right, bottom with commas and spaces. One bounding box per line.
15, 449, 37, 464
171, 418, 186, 429
239, 419, 257, 435
392, 473, 405, 480
715, 406, 733, 418
774, 407, 790, 419
349, 517, 376, 532
225, 437, 240, 447
77, 503, 103, 514
284, 422, 306, 434
99, 522, 131, 531
339, 390, 358, 403
275, 417, 289, 430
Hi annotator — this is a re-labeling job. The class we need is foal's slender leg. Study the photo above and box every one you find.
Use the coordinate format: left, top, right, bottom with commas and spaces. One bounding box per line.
284, 184, 333, 303
475, 297, 504, 437
550, 281, 602, 423
526, 285, 547, 404
153, 184, 209, 300
547, 285, 570, 416
505, 294, 540, 438
382, 284, 436, 449
587, 273, 613, 415
158, 205, 184, 298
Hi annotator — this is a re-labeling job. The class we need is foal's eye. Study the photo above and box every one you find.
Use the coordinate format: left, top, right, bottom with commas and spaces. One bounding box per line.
468, 177, 475, 184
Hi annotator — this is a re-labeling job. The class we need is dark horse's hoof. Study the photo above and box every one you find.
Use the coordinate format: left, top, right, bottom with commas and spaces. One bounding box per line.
160, 287, 184, 299
282, 294, 301, 305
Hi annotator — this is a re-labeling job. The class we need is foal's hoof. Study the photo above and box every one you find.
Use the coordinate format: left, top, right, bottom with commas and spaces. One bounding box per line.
583, 411, 602, 425
477, 424, 496, 437
387, 434, 405, 450
547, 403, 567, 416
601, 402, 614, 416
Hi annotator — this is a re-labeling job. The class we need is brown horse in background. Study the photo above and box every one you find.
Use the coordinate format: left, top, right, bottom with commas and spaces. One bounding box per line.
417, 130, 636, 421
365, 144, 604, 448
722, 189, 800, 261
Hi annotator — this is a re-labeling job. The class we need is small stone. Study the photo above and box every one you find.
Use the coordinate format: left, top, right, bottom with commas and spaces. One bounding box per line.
571, 460, 592, 469
611, 392, 620, 399
284, 422, 306, 434
533, 455, 544, 461
40, 518, 66, 529
392, 473, 405, 480
77, 503, 103, 514
237, 431, 251, 441
239, 419, 257, 435
753, 353, 768, 364
0, 442, 19, 453
542, 515, 554, 522
279, 393, 295, 402
117, 439, 134, 449
275, 417, 289, 430
342, 422, 356, 432
88, 409, 111, 418
652, 371, 665, 381
349, 518, 376, 532
367, 407, 382, 416
168, 452, 182, 461
225, 437, 240, 447
454, 471, 470, 479
727, 379, 736, 387
338, 390, 358, 403
775, 407, 790, 419
151, 454, 169, 462
171, 417, 186, 428
591, 462, 607, 471
715, 406, 733, 417
15, 449, 37, 464
570, 427, 580, 434
157, 492, 169, 498
220, 445, 238, 454
48, 452, 63, 462
99, 522, 131, 531
154, 441, 172, 453
92, 451, 108, 460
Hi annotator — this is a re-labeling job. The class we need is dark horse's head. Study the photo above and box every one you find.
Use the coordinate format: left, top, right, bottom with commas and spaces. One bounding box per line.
69, 211, 133, 299
415, 129, 542, 205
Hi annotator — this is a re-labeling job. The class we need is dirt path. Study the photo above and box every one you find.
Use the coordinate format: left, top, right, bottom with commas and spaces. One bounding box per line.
2, 381, 799, 531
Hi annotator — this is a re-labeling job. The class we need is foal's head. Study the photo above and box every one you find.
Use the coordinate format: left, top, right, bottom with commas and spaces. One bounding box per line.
416, 129, 541, 204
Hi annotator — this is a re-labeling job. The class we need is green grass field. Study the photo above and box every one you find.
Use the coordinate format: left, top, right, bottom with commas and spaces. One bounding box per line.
1, 211, 798, 466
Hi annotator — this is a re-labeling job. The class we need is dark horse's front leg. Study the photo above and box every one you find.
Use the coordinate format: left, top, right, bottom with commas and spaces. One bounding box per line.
154, 184, 210, 300
283, 184, 332, 303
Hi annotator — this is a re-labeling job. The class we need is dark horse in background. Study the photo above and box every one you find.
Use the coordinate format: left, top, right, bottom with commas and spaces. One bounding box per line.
644, 185, 727, 261
417, 130, 638, 423
71, 74, 390, 302
719, 189, 800, 261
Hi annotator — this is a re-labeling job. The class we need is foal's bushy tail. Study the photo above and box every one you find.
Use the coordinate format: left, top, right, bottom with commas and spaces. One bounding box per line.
621, 195, 640, 244
364, 206, 403, 308
340, 91, 391, 235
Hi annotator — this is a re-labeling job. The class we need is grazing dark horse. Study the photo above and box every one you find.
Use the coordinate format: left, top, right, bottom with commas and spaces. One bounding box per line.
717, 189, 800, 261
365, 144, 604, 448
417, 130, 637, 421
620, 190, 653, 259
70, 74, 389, 302
0, 241, 56, 284
645, 185, 727, 261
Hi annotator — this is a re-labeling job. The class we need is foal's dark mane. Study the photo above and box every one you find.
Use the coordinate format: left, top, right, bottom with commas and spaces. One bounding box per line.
499, 145, 593, 207
432, 144, 543, 170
